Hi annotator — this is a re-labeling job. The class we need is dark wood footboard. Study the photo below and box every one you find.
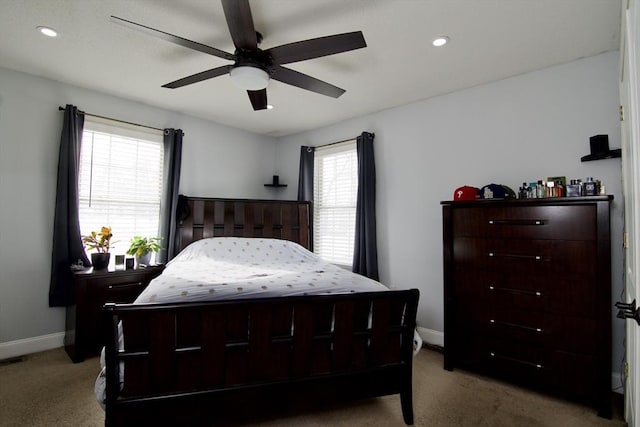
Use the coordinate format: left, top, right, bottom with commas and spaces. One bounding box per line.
103, 289, 419, 426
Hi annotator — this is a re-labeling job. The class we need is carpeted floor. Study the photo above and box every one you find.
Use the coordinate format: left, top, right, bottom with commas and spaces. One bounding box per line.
0, 346, 627, 427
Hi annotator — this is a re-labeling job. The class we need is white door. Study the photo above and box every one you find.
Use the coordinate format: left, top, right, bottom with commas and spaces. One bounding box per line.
621, 1, 640, 425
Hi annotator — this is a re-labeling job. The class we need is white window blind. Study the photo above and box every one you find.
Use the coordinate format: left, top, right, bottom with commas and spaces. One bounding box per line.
313, 140, 358, 266
78, 118, 164, 257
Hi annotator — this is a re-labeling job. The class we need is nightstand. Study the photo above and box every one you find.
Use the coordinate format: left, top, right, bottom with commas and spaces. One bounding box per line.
64, 265, 164, 363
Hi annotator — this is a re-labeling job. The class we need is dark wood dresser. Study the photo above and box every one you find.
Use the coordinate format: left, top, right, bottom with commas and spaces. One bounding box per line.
441, 196, 612, 417
64, 265, 164, 363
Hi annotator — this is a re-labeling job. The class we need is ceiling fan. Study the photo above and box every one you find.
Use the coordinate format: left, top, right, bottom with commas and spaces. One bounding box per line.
111, 0, 367, 110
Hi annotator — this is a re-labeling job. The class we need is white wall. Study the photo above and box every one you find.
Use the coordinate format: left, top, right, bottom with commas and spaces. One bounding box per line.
0, 66, 277, 355
0, 51, 625, 376
275, 51, 625, 374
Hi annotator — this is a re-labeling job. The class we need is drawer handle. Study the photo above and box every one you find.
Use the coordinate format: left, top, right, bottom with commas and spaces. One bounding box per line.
489, 352, 543, 369
488, 252, 544, 261
489, 319, 543, 334
107, 281, 143, 290
488, 219, 546, 226
488, 285, 542, 297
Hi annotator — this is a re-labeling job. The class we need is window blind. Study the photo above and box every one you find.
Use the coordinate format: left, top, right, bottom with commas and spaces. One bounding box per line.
313, 140, 357, 266
78, 118, 164, 257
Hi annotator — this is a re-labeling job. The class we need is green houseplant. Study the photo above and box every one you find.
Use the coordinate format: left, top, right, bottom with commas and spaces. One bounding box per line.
126, 236, 163, 266
82, 226, 113, 269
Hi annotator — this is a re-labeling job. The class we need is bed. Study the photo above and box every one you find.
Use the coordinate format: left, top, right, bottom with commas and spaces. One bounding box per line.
100, 197, 420, 426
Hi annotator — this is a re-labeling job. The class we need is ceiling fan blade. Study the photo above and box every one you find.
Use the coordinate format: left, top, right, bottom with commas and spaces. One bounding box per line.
221, 0, 257, 50
162, 65, 232, 89
267, 31, 366, 65
271, 65, 345, 98
247, 89, 268, 110
110, 16, 234, 61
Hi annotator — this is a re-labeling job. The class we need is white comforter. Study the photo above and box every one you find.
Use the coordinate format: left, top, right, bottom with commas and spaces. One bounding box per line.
134, 237, 388, 303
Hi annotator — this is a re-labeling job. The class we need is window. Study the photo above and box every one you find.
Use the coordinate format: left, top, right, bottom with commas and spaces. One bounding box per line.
78, 117, 164, 259
313, 140, 358, 266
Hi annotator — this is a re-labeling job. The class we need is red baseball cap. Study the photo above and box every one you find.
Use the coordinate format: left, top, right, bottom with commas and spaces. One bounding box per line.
453, 186, 479, 201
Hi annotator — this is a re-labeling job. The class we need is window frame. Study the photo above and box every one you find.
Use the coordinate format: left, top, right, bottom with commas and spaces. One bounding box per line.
313, 139, 358, 268
78, 117, 165, 261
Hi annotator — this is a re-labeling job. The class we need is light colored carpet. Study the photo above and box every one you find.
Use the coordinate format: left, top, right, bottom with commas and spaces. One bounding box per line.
0, 347, 627, 427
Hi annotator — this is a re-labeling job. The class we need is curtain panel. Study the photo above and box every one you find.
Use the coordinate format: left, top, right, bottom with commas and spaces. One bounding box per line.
353, 132, 379, 280
49, 105, 90, 306
158, 129, 183, 263
297, 146, 315, 202
297, 145, 315, 251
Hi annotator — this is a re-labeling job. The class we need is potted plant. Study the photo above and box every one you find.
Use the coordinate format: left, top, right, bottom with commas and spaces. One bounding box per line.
82, 226, 113, 270
126, 236, 163, 266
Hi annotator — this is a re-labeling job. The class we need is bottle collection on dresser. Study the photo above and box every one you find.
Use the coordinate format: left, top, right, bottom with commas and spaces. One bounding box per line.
517, 176, 605, 199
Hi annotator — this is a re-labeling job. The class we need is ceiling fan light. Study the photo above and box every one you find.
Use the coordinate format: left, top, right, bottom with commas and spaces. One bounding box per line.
37, 26, 58, 37
230, 65, 270, 90
432, 36, 449, 47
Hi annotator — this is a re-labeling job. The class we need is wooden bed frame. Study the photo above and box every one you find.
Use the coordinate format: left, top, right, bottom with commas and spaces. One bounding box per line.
103, 197, 419, 426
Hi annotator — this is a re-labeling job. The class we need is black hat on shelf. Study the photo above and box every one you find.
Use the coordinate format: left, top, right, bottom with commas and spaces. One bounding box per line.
581, 134, 621, 162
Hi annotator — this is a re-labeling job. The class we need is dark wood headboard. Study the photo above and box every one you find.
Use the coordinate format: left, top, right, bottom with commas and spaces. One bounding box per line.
176, 197, 312, 253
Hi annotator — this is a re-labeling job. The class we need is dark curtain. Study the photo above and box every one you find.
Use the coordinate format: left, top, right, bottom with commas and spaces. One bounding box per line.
158, 129, 183, 263
353, 132, 379, 280
297, 146, 315, 202
49, 105, 90, 306
297, 145, 315, 251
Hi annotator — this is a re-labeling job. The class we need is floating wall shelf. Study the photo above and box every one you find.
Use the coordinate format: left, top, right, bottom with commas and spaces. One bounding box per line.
264, 175, 287, 187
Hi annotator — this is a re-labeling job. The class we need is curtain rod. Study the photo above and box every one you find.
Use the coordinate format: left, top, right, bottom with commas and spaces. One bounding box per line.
316, 137, 356, 149
58, 106, 169, 133
315, 133, 374, 149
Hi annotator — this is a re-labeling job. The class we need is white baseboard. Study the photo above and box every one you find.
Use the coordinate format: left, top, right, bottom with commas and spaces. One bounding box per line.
417, 326, 444, 348
611, 372, 624, 395
0, 332, 64, 361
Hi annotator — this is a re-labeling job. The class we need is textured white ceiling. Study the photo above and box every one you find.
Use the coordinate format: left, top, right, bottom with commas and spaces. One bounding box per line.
0, 0, 621, 137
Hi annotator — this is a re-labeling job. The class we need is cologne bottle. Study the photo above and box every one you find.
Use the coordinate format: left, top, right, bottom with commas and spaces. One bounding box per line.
584, 177, 597, 196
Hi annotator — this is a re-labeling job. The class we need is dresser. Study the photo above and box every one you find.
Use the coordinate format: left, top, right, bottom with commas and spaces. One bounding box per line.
64, 265, 164, 363
441, 196, 612, 417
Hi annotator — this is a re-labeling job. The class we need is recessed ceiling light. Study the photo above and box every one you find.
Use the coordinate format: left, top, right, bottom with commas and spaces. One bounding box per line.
266, 104, 274, 110
432, 36, 449, 47
37, 26, 58, 37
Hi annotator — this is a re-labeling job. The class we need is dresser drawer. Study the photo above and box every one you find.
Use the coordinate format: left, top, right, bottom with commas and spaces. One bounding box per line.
454, 302, 596, 354
453, 269, 596, 317
452, 336, 597, 399
453, 237, 597, 276
452, 205, 596, 240
90, 276, 148, 303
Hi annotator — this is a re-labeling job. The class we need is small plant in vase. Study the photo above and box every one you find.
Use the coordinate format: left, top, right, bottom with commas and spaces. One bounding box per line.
82, 226, 113, 270
127, 236, 163, 267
